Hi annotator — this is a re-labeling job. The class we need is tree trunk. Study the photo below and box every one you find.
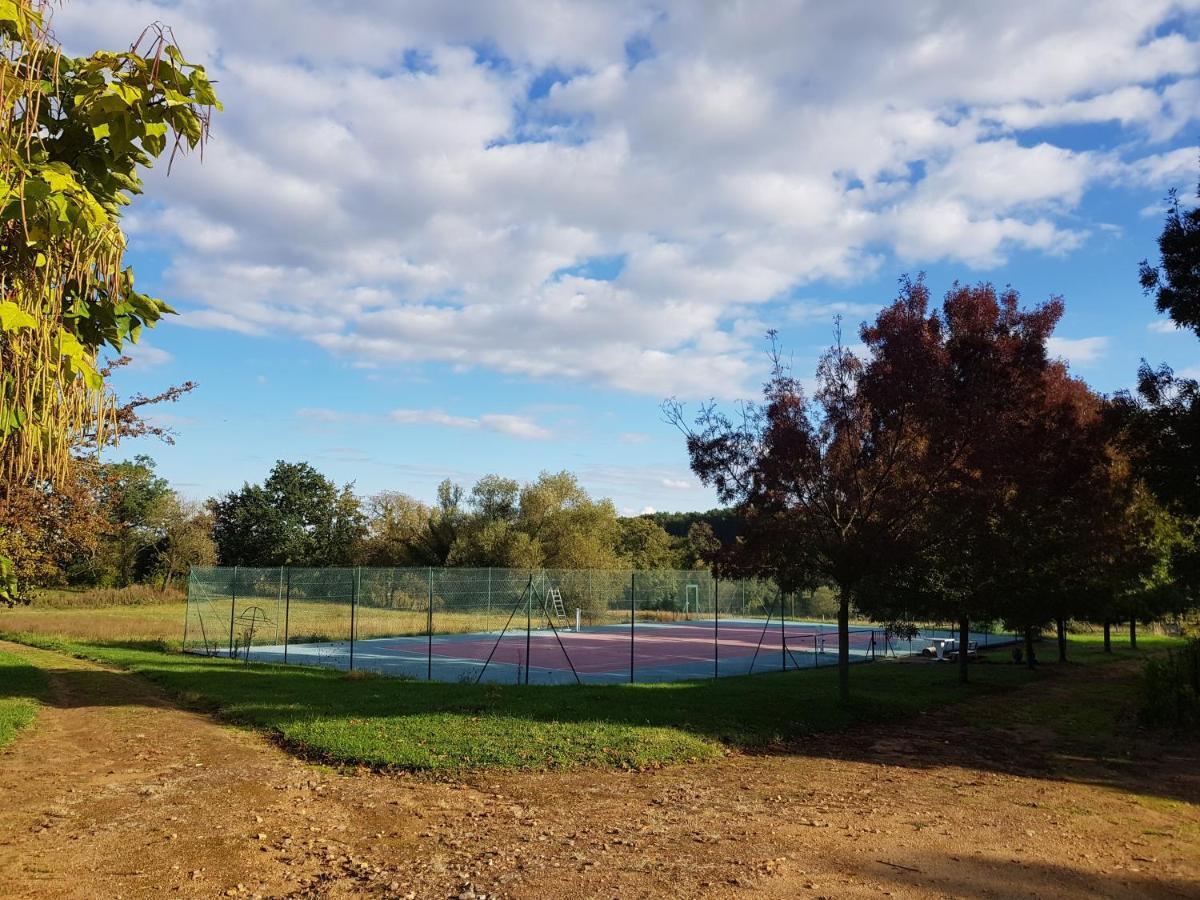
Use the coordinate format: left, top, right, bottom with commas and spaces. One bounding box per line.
1056, 618, 1067, 663
837, 587, 850, 703
1024, 626, 1036, 669
958, 615, 970, 684
1103, 621, 1111, 653
1130, 618, 1137, 650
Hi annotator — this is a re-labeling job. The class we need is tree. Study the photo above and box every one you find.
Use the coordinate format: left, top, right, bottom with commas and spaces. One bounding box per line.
151, 493, 216, 591
210, 461, 366, 567
90, 455, 171, 585
516, 471, 622, 569
361, 491, 432, 566
616, 517, 679, 570
668, 312, 960, 702
0, 458, 111, 589
1114, 155, 1200, 625
1139, 165, 1200, 336
0, 3, 218, 601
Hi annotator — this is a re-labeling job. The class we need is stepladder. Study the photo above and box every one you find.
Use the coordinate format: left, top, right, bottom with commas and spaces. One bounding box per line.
547, 587, 569, 629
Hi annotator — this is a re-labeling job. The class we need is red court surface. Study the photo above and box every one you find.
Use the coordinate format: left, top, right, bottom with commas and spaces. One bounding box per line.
388, 621, 879, 676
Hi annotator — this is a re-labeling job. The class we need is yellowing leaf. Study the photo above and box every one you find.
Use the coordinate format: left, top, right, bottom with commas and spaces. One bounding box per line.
0, 301, 36, 332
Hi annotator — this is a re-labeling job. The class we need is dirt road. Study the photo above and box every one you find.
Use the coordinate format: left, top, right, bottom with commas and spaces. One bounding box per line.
0, 641, 1196, 899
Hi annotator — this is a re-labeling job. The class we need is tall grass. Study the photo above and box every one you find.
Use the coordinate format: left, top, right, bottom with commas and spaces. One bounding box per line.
31, 585, 186, 608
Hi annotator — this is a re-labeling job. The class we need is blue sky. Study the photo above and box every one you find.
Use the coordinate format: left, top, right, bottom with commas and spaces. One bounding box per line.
58, 1, 1200, 513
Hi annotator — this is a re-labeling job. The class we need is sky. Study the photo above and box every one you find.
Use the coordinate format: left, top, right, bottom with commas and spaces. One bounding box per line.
54, 0, 1200, 514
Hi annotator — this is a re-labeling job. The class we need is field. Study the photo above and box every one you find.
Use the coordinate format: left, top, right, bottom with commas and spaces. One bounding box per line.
1, 600, 1197, 897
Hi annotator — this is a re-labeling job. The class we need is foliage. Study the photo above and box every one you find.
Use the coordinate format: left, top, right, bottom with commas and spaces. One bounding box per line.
1139, 171, 1200, 337
0, 458, 112, 597
616, 516, 679, 569
667, 301, 973, 700
0, 1, 218, 602
646, 508, 743, 545
150, 493, 216, 590
88, 454, 171, 585
1139, 638, 1200, 736
360, 491, 434, 566
210, 461, 366, 567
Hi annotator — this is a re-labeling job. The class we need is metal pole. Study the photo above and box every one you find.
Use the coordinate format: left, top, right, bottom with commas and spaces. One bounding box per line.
228, 565, 238, 658
181, 570, 191, 651
427, 567, 434, 681
630, 572, 636, 684
525, 579, 533, 685
349, 567, 358, 672
713, 579, 719, 679
487, 567, 492, 633
275, 566, 284, 644
283, 568, 291, 664
781, 592, 786, 672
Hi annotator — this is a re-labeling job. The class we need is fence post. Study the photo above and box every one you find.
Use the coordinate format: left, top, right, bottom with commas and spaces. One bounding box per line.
487, 566, 492, 632
780, 592, 786, 672
349, 567, 358, 672
181, 570, 191, 652
525, 577, 533, 685
630, 572, 636, 684
283, 568, 291, 664
427, 567, 434, 681
713, 578, 719, 679
228, 565, 238, 658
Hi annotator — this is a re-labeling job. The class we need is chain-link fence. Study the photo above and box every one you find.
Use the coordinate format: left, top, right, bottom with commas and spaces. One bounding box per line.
184, 566, 1002, 684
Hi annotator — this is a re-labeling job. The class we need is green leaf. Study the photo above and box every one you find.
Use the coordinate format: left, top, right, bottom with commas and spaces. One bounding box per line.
0, 301, 36, 332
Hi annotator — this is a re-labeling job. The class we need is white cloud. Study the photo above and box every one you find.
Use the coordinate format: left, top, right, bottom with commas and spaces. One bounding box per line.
122, 343, 173, 370
300, 406, 552, 439
1046, 336, 1111, 366
1148, 320, 1180, 334
53, 1, 1200, 398
618, 431, 651, 444
661, 477, 693, 490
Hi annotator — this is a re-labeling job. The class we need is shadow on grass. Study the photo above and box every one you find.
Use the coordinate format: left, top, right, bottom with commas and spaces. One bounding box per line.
3, 632, 1197, 804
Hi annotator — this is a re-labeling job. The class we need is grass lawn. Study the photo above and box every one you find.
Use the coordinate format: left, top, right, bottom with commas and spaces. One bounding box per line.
0, 649, 49, 749
1, 603, 1184, 774
0, 630, 1053, 772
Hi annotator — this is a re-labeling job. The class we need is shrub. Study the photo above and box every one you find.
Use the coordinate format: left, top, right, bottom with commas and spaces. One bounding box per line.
1139, 639, 1200, 735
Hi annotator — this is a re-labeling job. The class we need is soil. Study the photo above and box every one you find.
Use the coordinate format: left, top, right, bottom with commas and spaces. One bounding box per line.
0, 641, 1196, 899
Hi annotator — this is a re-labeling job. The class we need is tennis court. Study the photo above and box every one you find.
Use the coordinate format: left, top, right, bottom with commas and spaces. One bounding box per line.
186, 566, 1014, 685
216, 618, 1005, 684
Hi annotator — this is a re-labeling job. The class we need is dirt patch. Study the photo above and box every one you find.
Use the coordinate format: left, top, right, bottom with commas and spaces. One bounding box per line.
0, 641, 1196, 899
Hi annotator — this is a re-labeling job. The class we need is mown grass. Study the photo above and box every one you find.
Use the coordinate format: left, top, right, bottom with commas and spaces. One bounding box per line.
0, 649, 49, 749
981, 633, 1186, 748
3, 630, 1047, 772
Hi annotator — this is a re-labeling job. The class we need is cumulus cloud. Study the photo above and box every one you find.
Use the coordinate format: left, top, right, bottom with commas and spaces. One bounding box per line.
53, 1, 1200, 398
1046, 336, 1111, 367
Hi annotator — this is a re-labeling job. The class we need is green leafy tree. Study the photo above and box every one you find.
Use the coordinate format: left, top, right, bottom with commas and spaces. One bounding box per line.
1139, 167, 1200, 336
87, 454, 171, 585
517, 471, 622, 569
210, 461, 365, 567
616, 516, 679, 569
